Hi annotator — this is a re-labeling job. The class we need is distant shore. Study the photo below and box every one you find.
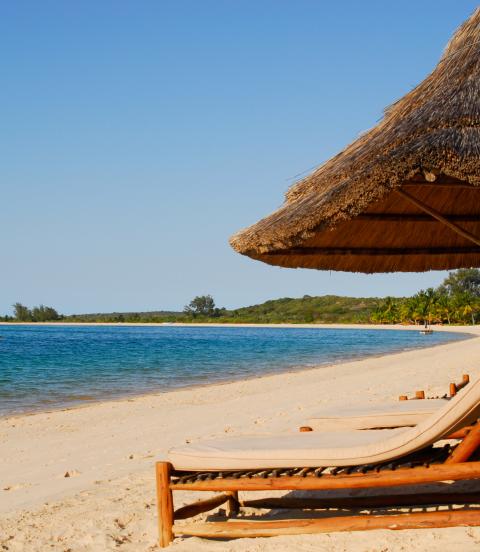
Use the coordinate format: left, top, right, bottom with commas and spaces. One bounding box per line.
0, 321, 478, 333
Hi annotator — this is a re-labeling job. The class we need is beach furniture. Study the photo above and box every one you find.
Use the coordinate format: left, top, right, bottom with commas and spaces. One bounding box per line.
302, 398, 448, 431
302, 374, 470, 431
156, 375, 480, 546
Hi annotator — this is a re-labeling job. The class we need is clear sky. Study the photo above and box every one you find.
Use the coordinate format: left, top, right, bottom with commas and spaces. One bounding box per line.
1, 1, 478, 315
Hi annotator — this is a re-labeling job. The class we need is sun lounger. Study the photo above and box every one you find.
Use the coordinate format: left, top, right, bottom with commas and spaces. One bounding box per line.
301, 374, 470, 431
156, 375, 480, 546
303, 398, 447, 431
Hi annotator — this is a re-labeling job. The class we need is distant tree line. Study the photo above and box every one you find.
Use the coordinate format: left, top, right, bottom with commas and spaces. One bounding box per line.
371, 269, 480, 325
0, 302, 62, 322
2, 271, 480, 325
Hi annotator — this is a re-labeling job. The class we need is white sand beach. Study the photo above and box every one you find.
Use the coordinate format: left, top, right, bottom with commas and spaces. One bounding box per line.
2, 325, 480, 551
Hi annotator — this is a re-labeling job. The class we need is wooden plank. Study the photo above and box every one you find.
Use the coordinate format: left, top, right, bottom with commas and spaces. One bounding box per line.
173, 509, 480, 538
268, 247, 480, 257
396, 189, 480, 247
156, 462, 174, 548
174, 493, 232, 520
171, 461, 480, 491
241, 491, 480, 510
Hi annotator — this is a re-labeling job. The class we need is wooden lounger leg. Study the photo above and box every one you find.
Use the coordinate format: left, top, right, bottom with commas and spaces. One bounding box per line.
156, 462, 174, 547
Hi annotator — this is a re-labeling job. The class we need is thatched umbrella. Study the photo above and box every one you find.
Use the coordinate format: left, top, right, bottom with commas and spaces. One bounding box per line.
230, 9, 480, 273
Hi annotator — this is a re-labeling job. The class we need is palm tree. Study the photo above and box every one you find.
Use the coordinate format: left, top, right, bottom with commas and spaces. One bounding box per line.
435, 293, 452, 324
371, 297, 399, 324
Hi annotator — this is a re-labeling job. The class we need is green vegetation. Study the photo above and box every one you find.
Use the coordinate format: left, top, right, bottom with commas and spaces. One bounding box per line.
221, 295, 380, 324
2, 270, 480, 325
2, 302, 62, 322
0, 296, 381, 324
64, 310, 183, 323
184, 295, 223, 317
372, 269, 480, 325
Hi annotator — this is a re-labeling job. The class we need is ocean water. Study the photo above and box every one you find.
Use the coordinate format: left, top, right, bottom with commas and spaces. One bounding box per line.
0, 324, 468, 416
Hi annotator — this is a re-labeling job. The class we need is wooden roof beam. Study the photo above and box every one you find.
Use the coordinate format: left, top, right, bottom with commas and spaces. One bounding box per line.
396, 189, 480, 247
357, 214, 480, 222
402, 181, 477, 189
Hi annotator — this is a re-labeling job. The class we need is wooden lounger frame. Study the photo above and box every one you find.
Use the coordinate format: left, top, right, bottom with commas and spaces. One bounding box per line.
156, 422, 480, 546
399, 373, 470, 401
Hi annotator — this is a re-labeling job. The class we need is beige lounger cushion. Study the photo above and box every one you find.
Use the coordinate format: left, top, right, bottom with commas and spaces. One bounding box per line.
306, 399, 447, 431
169, 429, 408, 471
168, 377, 480, 470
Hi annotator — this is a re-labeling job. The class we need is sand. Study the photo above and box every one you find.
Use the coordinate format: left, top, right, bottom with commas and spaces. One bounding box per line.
1, 324, 480, 551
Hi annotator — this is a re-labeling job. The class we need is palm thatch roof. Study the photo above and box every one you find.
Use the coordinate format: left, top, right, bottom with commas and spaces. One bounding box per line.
230, 9, 480, 273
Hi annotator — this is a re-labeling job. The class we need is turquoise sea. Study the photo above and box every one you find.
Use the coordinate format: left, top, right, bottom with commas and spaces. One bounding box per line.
0, 324, 468, 416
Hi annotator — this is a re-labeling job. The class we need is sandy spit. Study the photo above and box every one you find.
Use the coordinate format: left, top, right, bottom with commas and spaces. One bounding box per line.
1, 325, 480, 551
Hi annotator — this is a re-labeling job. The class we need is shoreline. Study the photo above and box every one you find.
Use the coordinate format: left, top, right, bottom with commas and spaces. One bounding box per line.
0, 325, 474, 421
1, 321, 479, 330
2, 332, 480, 549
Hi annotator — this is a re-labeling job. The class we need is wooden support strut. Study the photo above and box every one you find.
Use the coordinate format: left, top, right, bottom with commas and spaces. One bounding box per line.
446, 424, 480, 464
174, 509, 480, 539
447, 425, 474, 440
396, 189, 480, 247
174, 493, 233, 520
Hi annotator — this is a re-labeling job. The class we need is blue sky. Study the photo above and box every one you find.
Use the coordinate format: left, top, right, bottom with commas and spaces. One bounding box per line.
1, 1, 478, 314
